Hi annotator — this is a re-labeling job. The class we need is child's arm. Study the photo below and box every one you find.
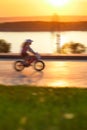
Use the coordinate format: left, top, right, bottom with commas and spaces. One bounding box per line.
28, 46, 36, 55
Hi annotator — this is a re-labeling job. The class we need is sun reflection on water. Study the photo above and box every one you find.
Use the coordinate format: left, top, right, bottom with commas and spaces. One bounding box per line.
49, 80, 69, 87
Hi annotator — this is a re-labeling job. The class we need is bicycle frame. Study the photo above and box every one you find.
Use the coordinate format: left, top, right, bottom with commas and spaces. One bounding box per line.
27, 56, 37, 64
27, 53, 41, 64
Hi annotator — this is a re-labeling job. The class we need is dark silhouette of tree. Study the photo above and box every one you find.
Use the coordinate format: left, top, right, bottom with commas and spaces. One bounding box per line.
61, 41, 86, 54
0, 39, 11, 53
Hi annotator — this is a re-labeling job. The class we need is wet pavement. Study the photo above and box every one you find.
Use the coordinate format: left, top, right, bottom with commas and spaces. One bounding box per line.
0, 59, 87, 87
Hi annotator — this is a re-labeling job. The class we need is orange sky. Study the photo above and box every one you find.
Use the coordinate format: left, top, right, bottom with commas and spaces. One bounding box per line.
0, 0, 87, 17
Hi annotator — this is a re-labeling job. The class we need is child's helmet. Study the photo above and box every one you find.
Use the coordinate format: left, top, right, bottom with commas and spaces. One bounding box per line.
25, 39, 33, 43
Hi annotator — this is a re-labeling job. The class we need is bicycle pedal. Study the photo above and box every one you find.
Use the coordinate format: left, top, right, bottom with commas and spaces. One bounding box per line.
23, 63, 30, 67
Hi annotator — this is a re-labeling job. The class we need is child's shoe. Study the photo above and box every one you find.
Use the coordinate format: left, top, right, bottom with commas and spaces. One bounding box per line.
23, 62, 30, 67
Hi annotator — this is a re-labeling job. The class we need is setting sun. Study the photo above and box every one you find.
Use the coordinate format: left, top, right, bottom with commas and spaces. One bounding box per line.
47, 0, 69, 6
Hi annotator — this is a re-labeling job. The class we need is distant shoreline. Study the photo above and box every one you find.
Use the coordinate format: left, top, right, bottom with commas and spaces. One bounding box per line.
0, 21, 87, 31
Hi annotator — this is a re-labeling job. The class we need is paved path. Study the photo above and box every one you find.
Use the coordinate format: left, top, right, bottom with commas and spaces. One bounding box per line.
0, 59, 87, 87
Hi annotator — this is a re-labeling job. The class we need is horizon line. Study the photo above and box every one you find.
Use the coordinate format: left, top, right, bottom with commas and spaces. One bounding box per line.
0, 15, 87, 22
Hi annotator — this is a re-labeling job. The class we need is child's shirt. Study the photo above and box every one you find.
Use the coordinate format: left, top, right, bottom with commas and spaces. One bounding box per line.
21, 44, 36, 55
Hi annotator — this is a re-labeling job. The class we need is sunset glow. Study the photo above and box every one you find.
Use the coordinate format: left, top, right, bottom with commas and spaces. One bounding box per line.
49, 80, 69, 87
0, 0, 87, 19
47, 0, 69, 6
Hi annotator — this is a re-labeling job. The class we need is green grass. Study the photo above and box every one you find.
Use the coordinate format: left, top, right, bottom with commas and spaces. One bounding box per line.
0, 85, 87, 130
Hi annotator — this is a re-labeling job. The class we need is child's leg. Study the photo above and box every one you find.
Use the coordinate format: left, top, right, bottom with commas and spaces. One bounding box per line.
22, 53, 30, 65
24, 55, 34, 65
28, 56, 35, 64
22, 54, 35, 65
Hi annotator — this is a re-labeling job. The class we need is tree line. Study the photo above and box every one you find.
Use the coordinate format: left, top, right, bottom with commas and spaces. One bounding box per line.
0, 39, 86, 54
0, 21, 87, 31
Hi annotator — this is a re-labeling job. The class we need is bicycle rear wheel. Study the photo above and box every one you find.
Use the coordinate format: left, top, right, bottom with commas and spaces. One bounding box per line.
14, 60, 24, 71
34, 60, 45, 71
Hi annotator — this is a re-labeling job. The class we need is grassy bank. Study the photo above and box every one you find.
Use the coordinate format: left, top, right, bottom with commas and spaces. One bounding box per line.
0, 85, 87, 130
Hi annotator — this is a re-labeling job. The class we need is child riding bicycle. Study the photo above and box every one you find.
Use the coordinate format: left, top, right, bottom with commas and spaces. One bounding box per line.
21, 39, 37, 66
14, 39, 45, 71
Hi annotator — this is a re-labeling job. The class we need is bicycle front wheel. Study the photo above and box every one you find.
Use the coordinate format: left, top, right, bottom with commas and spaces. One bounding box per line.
34, 60, 45, 71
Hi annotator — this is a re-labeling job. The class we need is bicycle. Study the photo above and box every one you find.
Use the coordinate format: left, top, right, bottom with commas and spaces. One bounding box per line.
14, 53, 45, 72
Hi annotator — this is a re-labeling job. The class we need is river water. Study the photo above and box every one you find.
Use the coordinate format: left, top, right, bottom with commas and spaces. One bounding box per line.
0, 31, 87, 53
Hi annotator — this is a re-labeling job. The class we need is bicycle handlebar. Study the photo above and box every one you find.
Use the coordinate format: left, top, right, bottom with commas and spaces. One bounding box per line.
35, 53, 41, 60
